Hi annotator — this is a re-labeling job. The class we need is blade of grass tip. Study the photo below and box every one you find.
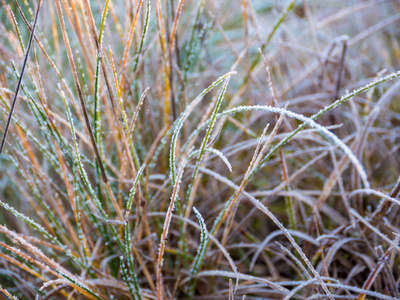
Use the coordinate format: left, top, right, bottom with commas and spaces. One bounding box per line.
170, 0, 185, 51
126, 164, 146, 217
184, 76, 233, 216
120, 0, 145, 89
249, 0, 297, 73
168, 71, 236, 184
129, 88, 149, 136
132, 0, 151, 75
0, 0, 42, 156
186, 148, 232, 172
182, 0, 206, 82
8, 7, 26, 54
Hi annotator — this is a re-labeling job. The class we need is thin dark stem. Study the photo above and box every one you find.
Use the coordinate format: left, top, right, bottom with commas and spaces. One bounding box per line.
0, 0, 42, 156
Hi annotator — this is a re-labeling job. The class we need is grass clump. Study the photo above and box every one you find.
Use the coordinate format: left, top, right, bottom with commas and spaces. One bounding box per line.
1, 0, 400, 299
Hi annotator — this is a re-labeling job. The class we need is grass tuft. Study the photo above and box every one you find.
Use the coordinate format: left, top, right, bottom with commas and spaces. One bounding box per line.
1, 1, 400, 299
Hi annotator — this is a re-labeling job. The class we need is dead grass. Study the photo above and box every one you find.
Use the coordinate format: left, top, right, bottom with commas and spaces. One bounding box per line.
1, 0, 400, 299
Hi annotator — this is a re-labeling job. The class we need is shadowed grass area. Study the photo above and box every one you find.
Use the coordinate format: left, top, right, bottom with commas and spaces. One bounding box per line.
1, 0, 400, 299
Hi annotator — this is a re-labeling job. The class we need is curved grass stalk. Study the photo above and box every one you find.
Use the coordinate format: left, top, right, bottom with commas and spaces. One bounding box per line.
186, 207, 210, 298
190, 270, 289, 294
250, 229, 319, 272
283, 276, 400, 300
182, 71, 400, 184
180, 69, 400, 193
184, 76, 233, 223
187, 148, 232, 172
350, 189, 400, 207
167, 71, 236, 184
188, 166, 334, 300
188, 105, 370, 189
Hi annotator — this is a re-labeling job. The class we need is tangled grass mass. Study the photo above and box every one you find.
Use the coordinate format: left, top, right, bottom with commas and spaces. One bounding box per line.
1, 0, 400, 299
